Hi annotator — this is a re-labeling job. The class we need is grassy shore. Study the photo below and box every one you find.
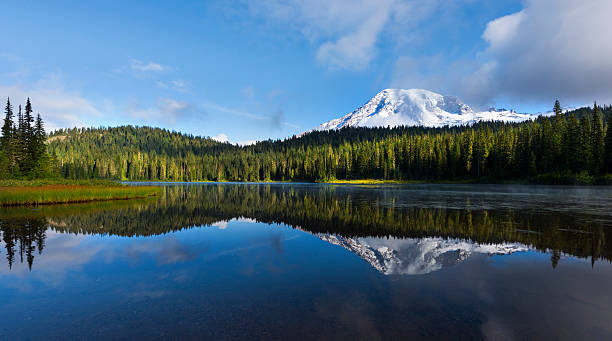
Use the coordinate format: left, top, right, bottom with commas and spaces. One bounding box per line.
319, 174, 612, 185
0, 179, 161, 206
318, 179, 420, 185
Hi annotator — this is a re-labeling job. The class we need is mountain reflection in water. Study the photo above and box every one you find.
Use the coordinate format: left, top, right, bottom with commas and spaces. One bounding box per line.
2, 183, 612, 340
1, 183, 610, 272
317, 235, 528, 275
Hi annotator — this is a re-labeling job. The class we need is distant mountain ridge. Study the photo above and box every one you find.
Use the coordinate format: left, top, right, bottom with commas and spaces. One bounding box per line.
310, 89, 546, 133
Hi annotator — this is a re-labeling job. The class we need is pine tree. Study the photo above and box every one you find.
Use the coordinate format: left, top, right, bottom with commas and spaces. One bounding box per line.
552, 100, 566, 170
1, 98, 16, 176
553, 100, 562, 115
15, 104, 26, 171
579, 114, 592, 173
33, 114, 48, 175
23, 98, 34, 138
22, 98, 37, 173
605, 120, 612, 173
591, 102, 605, 174
565, 114, 581, 172
1, 98, 13, 147
540, 118, 554, 173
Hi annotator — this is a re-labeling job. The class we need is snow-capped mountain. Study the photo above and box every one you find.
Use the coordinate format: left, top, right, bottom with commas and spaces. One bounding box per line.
318, 234, 529, 275
311, 89, 543, 132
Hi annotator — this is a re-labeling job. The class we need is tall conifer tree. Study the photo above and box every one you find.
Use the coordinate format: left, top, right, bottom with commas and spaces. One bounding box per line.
579, 114, 592, 172
1, 98, 16, 175
605, 120, 612, 173
591, 102, 605, 174
564, 114, 581, 172
552, 100, 565, 169
1, 98, 14, 149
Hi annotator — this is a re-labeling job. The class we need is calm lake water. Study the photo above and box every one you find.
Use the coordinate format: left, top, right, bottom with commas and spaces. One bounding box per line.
1, 183, 612, 340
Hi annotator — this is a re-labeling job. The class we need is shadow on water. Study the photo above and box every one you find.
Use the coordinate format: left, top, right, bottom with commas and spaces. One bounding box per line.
1, 183, 611, 270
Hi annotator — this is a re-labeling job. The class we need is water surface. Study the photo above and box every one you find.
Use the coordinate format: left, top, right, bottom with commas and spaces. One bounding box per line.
1, 183, 612, 340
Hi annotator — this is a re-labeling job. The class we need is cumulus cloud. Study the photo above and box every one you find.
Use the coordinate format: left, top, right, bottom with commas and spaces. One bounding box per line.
130, 59, 166, 72
465, 0, 612, 105
0, 75, 99, 131
389, 0, 612, 108
247, 0, 397, 70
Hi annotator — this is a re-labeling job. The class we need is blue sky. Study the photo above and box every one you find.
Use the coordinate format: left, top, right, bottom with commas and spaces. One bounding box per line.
1, 0, 611, 143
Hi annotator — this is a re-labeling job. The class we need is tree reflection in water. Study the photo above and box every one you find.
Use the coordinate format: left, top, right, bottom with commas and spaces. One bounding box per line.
0, 183, 610, 270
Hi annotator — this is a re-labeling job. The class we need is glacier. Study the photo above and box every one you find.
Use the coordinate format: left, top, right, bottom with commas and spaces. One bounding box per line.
312, 89, 547, 132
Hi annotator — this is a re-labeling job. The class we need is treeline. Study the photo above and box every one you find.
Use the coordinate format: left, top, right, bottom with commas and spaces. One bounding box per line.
0, 98, 53, 178
48, 125, 233, 179
47, 100, 612, 183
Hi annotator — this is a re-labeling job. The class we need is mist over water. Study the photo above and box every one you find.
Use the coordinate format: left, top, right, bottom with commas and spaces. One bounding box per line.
1, 183, 612, 339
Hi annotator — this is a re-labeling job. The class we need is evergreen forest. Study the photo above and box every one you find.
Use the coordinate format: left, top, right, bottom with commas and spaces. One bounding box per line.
3, 97, 612, 183
0, 98, 52, 178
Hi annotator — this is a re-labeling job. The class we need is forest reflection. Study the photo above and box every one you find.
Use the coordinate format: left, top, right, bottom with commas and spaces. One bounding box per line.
0, 184, 610, 270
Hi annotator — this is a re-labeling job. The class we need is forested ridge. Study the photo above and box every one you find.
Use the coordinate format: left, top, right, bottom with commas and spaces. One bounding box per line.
3, 97, 612, 182
44, 100, 612, 183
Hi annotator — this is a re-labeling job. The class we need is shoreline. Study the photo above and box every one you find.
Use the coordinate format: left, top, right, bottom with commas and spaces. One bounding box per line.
0, 181, 161, 207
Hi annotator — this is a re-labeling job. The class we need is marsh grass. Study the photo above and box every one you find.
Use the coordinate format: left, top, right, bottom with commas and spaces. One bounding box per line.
0, 180, 160, 206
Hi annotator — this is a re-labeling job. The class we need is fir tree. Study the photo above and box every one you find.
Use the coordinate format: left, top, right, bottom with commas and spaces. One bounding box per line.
15, 104, 25, 170
553, 99, 562, 115
1, 98, 16, 175
591, 102, 605, 174
565, 114, 582, 172
34, 114, 47, 173
552, 100, 566, 169
23, 98, 34, 137
1, 98, 14, 147
605, 120, 612, 173
579, 114, 592, 172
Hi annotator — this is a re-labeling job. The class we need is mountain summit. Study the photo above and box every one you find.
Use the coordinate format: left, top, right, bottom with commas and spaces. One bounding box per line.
313, 89, 538, 132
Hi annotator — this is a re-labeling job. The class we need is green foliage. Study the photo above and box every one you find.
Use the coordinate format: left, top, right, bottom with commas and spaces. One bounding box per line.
606, 121, 612, 173
1, 184, 609, 270
47, 103, 612, 183
0, 98, 53, 178
0, 182, 160, 206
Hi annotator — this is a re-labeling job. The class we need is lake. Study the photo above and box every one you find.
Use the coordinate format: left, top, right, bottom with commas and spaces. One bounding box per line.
1, 183, 612, 340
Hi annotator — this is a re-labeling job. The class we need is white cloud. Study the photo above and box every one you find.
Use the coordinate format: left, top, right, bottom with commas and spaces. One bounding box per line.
128, 98, 193, 125
482, 11, 524, 49
202, 101, 299, 130
170, 79, 187, 92
313, 0, 394, 70
0, 75, 98, 131
466, 0, 612, 104
248, 0, 396, 70
130, 59, 166, 72
157, 98, 189, 117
